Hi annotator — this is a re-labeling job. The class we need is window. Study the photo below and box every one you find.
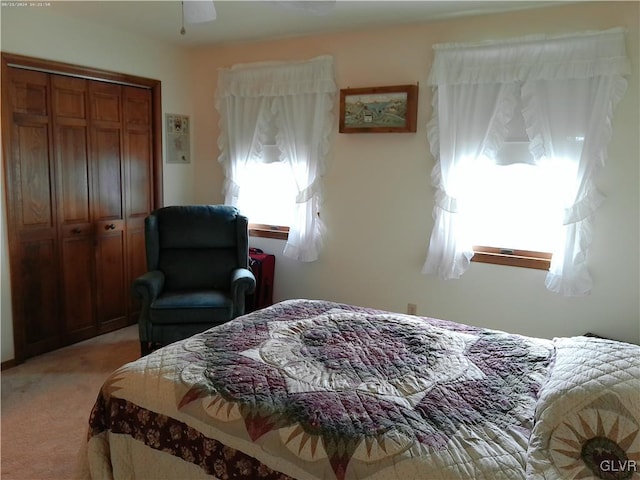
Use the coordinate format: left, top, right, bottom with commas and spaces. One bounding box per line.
460, 105, 578, 270
216, 56, 336, 261
236, 145, 296, 240
465, 164, 561, 270
422, 28, 630, 295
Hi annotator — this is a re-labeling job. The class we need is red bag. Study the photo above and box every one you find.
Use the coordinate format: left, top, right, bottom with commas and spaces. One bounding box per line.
247, 248, 275, 312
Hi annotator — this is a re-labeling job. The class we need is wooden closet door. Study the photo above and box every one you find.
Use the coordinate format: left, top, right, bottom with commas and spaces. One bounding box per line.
51, 75, 97, 342
3, 53, 163, 361
89, 82, 128, 332
4, 68, 61, 357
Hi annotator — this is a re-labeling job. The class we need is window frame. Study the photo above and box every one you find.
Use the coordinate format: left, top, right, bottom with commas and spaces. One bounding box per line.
471, 245, 551, 270
249, 223, 289, 240
464, 114, 557, 272
238, 156, 296, 240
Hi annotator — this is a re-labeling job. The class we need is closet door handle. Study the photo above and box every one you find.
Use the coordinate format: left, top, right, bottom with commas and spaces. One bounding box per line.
105, 223, 116, 230
72, 228, 82, 234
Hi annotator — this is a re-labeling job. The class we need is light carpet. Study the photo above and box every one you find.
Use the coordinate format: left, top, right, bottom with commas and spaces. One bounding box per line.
1, 325, 140, 480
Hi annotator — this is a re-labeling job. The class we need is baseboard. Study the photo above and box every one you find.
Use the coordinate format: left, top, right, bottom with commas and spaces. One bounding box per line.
1, 359, 19, 370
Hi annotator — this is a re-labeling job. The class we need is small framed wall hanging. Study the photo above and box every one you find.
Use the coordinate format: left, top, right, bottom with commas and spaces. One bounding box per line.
339, 84, 418, 133
166, 113, 190, 163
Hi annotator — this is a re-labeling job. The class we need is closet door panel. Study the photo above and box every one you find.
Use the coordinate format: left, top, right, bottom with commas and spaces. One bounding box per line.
56, 123, 95, 337
19, 240, 60, 355
93, 128, 124, 220
61, 236, 95, 333
91, 82, 124, 221
9, 70, 54, 230
5, 68, 61, 358
53, 77, 86, 119
9, 69, 55, 236
53, 76, 91, 225
94, 226, 127, 332
124, 87, 151, 217
91, 87, 121, 123
90, 82, 127, 330
124, 87, 153, 318
92, 125, 127, 329
127, 130, 152, 215
56, 126, 91, 223
125, 129, 151, 315
52, 75, 96, 339
15, 123, 54, 228
11, 69, 49, 116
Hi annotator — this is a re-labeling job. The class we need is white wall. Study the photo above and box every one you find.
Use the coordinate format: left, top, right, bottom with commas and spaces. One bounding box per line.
1, 1, 638, 363
190, 1, 640, 344
0, 5, 197, 361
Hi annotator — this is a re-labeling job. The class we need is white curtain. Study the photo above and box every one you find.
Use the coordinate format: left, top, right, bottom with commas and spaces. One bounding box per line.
423, 82, 518, 279
216, 94, 267, 206
423, 28, 630, 295
216, 56, 336, 261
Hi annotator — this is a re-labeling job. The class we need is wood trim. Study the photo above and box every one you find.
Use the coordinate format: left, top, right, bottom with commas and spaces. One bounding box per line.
1, 54, 30, 362
249, 223, 289, 241
3, 53, 156, 89
151, 83, 164, 208
472, 246, 551, 271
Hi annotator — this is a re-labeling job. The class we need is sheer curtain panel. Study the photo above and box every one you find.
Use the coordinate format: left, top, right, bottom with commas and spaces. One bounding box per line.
216, 56, 336, 261
422, 82, 519, 279
423, 28, 630, 295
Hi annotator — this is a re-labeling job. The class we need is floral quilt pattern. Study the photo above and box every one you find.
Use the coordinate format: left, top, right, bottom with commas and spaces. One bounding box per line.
177, 300, 553, 479
89, 299, 556, 479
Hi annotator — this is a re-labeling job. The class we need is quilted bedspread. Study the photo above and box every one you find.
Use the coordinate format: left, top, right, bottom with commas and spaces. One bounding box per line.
84, 299, 640, 480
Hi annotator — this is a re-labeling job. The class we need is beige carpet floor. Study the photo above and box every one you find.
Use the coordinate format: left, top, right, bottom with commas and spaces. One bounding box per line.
1, 325, 140, 480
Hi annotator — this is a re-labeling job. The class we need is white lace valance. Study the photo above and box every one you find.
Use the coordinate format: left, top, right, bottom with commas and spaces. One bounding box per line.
217, 55, 337, 98
429, 28, 630, 85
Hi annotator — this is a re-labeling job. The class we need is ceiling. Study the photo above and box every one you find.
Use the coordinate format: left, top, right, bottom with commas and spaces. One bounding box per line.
49, 1, 572, 47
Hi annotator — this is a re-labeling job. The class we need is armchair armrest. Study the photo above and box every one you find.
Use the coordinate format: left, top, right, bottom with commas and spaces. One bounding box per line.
132, 270, 165, 349
132, 270, 165, 302
230, 267, 256, 316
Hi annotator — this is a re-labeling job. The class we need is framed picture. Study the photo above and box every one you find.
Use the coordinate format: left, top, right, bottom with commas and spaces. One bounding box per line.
339, 84, 418, 133
166, 114, 190, 163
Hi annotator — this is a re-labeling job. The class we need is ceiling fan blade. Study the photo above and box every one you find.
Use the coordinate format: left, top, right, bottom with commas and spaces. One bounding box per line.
183, 0, 217, 24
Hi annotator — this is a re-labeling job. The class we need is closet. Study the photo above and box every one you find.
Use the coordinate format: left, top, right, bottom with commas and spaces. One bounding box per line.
2, 54, 163, 361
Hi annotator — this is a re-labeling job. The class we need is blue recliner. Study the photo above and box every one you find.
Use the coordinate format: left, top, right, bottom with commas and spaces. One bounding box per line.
132, 205, 256, 355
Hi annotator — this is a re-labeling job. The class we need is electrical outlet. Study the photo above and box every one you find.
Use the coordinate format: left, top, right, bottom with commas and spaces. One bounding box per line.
407, 303, 417, 315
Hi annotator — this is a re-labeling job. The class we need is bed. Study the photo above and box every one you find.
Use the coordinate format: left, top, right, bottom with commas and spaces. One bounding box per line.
83, 299, 640, 480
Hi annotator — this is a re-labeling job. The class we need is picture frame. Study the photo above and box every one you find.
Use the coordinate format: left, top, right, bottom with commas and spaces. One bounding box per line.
166, 113, 190, 163
339, 84, 418, 133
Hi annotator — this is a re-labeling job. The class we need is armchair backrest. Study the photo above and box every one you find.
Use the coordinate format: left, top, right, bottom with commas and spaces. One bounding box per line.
145, 205, 249, 291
